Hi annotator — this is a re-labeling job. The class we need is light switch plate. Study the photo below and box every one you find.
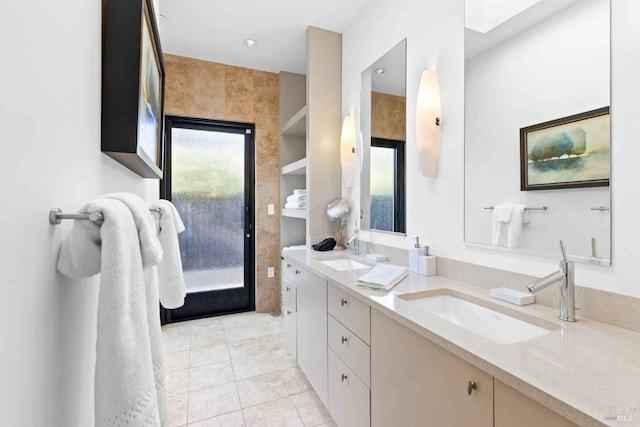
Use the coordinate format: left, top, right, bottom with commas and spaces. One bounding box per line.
268, 267, 275, 278
267, 204, 275, 215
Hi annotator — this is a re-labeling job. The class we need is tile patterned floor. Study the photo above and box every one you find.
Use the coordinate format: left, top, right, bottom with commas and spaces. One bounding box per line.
162, 311, 337, 427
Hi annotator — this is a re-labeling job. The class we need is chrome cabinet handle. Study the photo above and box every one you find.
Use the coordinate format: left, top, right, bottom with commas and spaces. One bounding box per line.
286, 310, 292, 315
341, 298, 348, 306
295, 269, 301, 275
467, 380, 477, 396
287, 263, 292, 268
341, 336, 348, 344
341, 373, 348, 382
285, 286, 291, 291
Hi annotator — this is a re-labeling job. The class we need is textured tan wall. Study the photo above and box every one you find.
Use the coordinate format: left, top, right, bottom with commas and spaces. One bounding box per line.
371, 91, 406, 141
164, 54, 281, 313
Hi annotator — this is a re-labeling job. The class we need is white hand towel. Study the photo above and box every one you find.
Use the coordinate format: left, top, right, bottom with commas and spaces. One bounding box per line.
57, 199, 162, 426
357, 264, 408, 291
491, 203, 515, 246
507, 204, 528, 248
293, 189, 307, 195
101, 193, 166, 425
287, 194, 307, 203
285, 201, 306, 209
151, 200, 187, 309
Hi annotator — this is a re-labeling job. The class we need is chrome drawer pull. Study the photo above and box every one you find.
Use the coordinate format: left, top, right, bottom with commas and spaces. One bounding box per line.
341, 298, 348, 306
467, 380, 477, 396
341, 373, 348, 382
341, 336, 348, 344
286, 310, 292, 316
286, 286, 291, 291
287, 263, 292, 268
295, 269, 301, 275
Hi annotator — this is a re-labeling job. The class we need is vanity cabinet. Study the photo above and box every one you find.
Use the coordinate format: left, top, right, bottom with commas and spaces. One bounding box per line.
495, 380, 577, 427
327, 283, 371, 427
370, 308, 493, 427
281, 260, 297, 359
282, 259, 328, 404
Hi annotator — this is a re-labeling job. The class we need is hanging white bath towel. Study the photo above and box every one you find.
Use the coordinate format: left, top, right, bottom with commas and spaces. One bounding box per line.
102, 192, 167, 426
57, 199, 163, 426
151, 199, 187, 309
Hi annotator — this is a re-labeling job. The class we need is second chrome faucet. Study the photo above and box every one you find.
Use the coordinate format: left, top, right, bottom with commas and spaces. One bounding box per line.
527, 240, 576, 322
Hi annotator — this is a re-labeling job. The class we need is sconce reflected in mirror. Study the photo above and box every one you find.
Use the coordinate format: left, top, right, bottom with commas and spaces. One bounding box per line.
340, 115, 356, 187
416, 69, 442, 178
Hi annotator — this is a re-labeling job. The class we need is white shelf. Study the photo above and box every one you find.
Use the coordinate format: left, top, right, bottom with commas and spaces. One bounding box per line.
282, 105, 307, 137
282, 208, 307, 219
282, 158, 307, 176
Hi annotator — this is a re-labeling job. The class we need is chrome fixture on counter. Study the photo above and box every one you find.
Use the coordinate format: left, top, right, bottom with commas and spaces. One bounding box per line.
527, 240, 576, 322
347, 229, 360, 256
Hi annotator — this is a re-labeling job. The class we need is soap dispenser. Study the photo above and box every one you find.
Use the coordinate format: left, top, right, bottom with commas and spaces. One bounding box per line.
417, 245, 437, 276
408, 236, 421, 273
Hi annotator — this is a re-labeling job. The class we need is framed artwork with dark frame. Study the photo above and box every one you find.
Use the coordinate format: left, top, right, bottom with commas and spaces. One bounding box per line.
101, 0, 165, 179
520, 107, 610, 191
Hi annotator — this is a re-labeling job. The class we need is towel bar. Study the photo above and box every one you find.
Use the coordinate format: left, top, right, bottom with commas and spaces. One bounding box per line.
483, 206, 547, 211
49, 207, 162, 225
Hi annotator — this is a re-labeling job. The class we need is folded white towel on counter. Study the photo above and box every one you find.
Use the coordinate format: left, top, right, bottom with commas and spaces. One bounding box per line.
285, 201, 306, 209
357, 264, 408, 291
151, 199, 187, 309
57, 199, 163, 426
287, 193, 307, 203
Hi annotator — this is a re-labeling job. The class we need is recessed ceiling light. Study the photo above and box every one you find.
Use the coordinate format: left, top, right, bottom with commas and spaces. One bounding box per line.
375, 68, 385, 75
244, 39, 258, 48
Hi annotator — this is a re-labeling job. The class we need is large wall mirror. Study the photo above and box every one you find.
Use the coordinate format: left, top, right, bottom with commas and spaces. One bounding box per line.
464, 0, 611, 264
360, 39, 407, 234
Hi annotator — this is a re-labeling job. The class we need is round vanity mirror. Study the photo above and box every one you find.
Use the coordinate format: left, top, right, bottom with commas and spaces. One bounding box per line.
327, 198, 350, 221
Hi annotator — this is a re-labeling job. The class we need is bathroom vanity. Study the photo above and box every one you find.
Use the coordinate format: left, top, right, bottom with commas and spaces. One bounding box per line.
281, 248, 639, 427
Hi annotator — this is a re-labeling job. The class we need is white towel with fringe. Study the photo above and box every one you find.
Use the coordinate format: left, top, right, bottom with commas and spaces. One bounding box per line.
102, 193, 167, 426
57, 198, 163, 427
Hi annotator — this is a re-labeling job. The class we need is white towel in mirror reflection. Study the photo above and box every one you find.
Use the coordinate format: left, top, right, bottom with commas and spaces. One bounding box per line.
492, 203, 529, 247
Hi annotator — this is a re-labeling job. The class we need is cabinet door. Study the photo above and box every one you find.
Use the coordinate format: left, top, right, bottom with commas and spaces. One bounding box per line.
296, 267, 328, 405
282, 279, 297, 359
328, 349, 370, 427
371, 309, 493, 427
495, 380, 577, 427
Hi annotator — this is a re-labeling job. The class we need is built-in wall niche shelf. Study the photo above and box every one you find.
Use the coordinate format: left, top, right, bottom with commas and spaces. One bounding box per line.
281, 105, 307, 137
282, 208, 308, 219
282, 158, 307, 175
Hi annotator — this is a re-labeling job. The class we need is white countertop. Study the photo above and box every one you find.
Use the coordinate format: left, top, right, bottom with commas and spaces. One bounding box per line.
282, 248, 640, 427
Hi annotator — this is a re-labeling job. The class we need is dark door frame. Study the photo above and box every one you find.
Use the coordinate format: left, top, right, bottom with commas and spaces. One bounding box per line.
371, 137, 406, 234
160, 116, 256, 324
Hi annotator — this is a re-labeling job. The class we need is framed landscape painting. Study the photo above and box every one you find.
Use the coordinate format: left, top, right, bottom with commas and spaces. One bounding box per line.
520, 107, 610, 191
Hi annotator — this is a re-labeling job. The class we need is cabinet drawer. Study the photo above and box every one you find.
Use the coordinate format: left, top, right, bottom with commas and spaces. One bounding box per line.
328, 348, 370, 427
328, 283, 371, 344
282, 279, 296, 311
328, 315, 370, 387
282, 258, 297, 282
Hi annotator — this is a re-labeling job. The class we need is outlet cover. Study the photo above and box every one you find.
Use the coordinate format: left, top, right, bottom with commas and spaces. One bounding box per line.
267, 267, 275, 278
267, 204, 275, 215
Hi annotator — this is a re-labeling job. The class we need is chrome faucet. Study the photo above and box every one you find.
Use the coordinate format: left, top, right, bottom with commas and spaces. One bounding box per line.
347, 229, 360, 255
527, 241, 576, 322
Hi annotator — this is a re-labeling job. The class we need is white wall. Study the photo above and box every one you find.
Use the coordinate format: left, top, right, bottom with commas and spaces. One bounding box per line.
465, 0, 610, 259
1, 1, 158, 425
342, 0, 640, 298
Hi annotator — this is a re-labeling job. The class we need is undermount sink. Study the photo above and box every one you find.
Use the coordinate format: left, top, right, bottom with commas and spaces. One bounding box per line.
315, 256, 371, 271
398, 291, 555, 344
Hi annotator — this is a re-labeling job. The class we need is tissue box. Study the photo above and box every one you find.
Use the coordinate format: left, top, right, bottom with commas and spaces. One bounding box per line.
489, 287, 534, 306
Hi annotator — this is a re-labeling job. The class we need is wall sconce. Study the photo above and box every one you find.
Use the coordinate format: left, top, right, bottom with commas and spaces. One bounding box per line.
340, 115, 356, 187
416, 69, 442, 178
